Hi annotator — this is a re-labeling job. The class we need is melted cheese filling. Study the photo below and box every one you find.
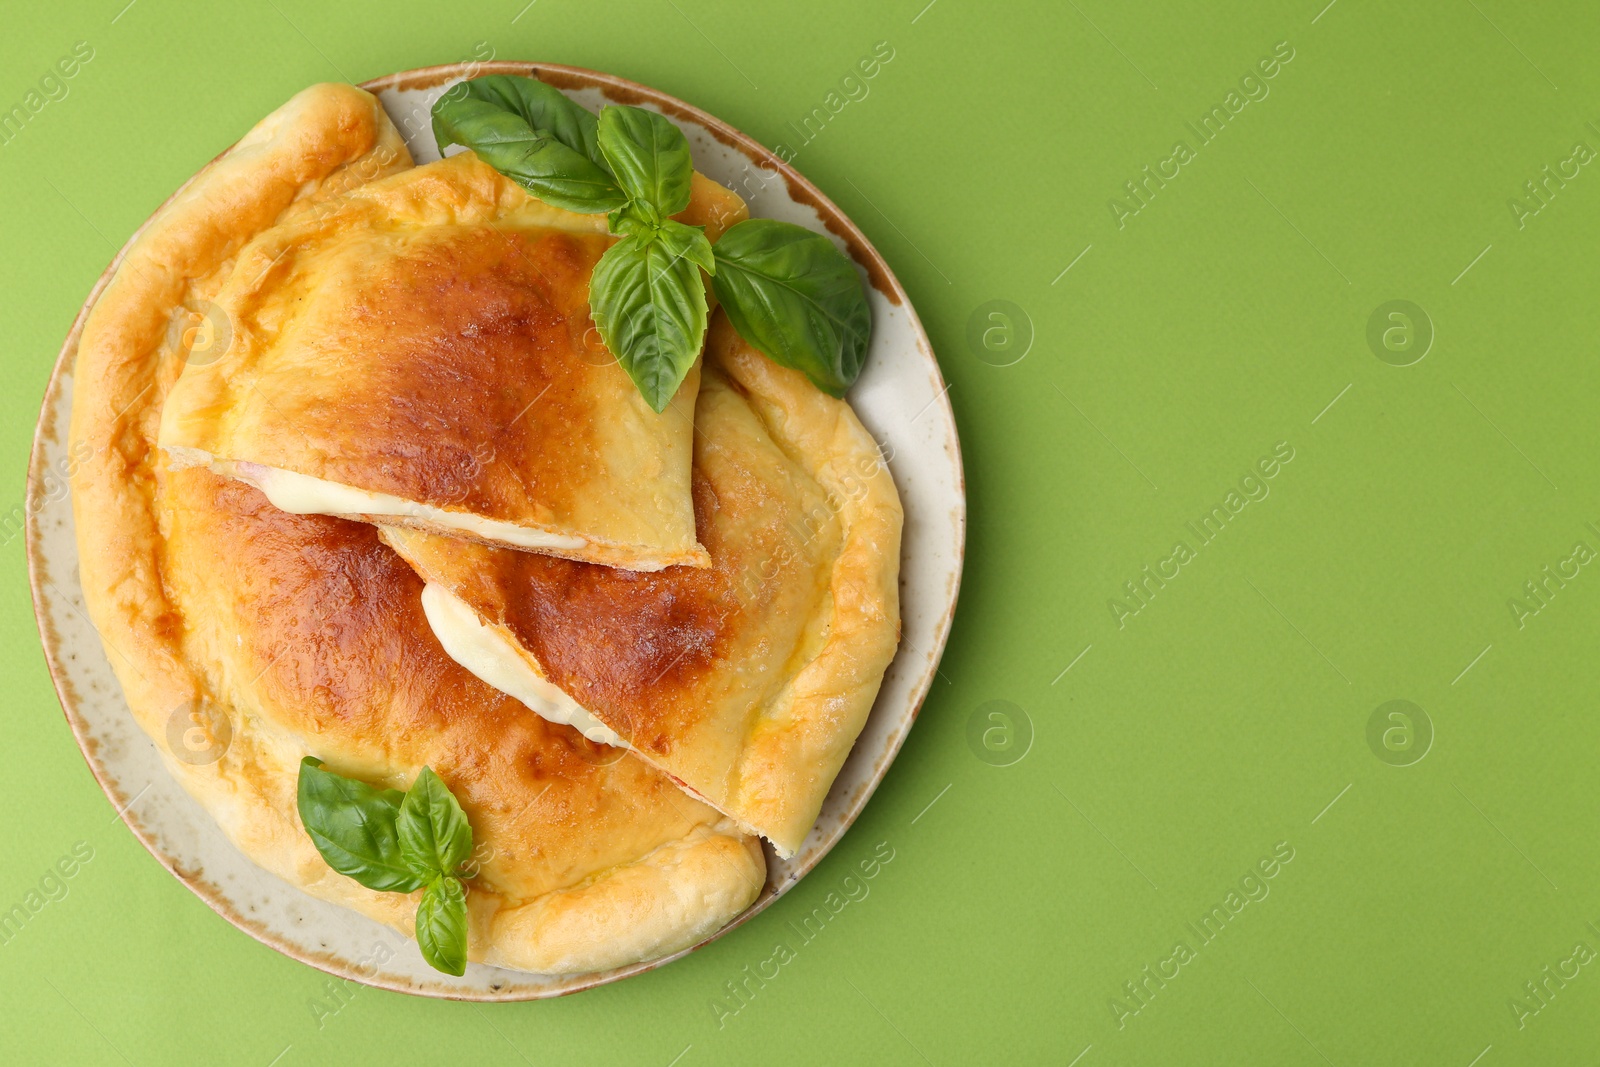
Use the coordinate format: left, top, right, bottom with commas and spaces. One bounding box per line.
419, 582, 628, 749
222, 461, 588, 552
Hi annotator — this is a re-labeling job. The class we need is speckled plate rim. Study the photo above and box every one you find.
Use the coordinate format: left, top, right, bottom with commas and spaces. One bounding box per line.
26, 60, 965, 1000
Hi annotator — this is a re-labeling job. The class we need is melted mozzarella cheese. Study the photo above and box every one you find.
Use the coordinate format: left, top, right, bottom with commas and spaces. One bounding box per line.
420, 582, 628, 749
225, 461, 588, 552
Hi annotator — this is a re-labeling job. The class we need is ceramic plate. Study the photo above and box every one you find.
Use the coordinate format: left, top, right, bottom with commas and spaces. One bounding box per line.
26, 61, 964, 1000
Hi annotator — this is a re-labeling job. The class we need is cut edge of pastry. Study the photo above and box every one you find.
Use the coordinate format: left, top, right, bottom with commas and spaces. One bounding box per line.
406, 571, 771, 843
416, 580, 627, 747
165, 448, 712, 570
66, 80, 760, 978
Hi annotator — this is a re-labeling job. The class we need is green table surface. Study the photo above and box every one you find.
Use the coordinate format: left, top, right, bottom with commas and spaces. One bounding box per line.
5, 0, 1600, 1063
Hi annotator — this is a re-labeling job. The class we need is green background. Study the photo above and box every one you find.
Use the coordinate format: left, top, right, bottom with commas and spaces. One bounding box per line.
4, 0, 1599, 1062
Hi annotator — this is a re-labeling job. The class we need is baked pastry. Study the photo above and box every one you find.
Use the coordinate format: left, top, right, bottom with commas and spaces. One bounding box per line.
383, 313, 904, 857
69, 83, 762, 974
167, 467, 762, 972
156, 148, 746, 571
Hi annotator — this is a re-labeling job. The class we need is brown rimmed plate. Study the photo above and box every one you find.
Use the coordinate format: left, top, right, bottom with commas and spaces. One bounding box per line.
26, 60, 964, 1000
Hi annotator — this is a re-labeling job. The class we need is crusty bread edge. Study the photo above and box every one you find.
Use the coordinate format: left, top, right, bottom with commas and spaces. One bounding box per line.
708, 317, 905, 856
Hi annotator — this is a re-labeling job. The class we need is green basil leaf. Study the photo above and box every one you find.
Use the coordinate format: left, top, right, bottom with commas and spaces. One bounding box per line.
656, 219, 716, 276
437, 74, 604, 166
415, 876, 469, 976
296, 758, 425, 894
609, 202, 661, 239
591, 234, 709, 412
597, 105, 694, 216
431, 97, 625, 214
397, 767, 473, 880
711, 219, 872, 397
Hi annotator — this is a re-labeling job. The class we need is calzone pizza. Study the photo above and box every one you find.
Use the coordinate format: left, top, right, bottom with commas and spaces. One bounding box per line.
68, 73, 902, 979
70, 84, 761, 974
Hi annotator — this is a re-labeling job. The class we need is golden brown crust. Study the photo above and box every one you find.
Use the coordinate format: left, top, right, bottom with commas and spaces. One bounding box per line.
387, 313, 903, 855
709, 319, 904, 849
69, 83, 762, 974
388, 371, 833, 753
155, 151, 750, 571
484, 826, 764, 974
72, 81, 413, 763
159, 467, 763, 968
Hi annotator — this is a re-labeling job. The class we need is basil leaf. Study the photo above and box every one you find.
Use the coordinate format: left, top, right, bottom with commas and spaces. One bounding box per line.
711, 219, 872, 397
591, 234, 708, 412
656, 219, 715, 276
431, 97, 625, 214
415, 876, 469, 976
296, 758, 425, 894
438, 75, 603, 166
597, 105, 695, 216
397, 767, 473, 881
609, 202, 661, 239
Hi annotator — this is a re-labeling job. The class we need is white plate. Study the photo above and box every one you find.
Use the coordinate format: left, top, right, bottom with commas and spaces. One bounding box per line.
27, 61, 964, 1000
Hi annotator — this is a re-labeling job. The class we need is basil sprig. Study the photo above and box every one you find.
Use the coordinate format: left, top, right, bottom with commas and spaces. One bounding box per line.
431, 75, 874, 408
590, 105, 716, 412
297, 759, 474, 976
